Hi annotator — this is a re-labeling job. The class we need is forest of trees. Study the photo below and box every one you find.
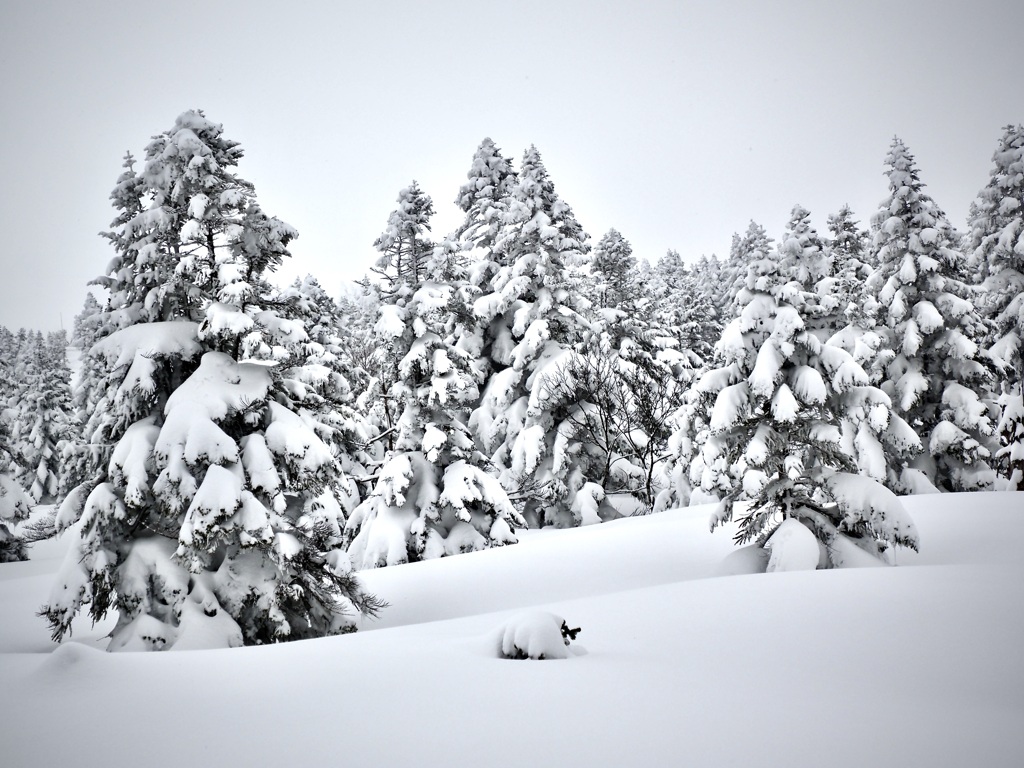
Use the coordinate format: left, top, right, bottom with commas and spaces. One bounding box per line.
1, 111, 1020, 650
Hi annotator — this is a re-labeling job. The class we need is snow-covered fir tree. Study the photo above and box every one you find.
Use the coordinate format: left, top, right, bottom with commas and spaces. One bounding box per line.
0, 425, 32, 562
273, 274, 379, 520
675, 254, 726, 365
826, 205, 875, 333
71, 293, 103, 351
9, 331, 75, 502
544, 234, 694, 516
866, 138, 997, 492
372, 180, 435, 288
778, 205, 835, 329
671, 239, 921, 565
968, 124, 1024, 489
718, 221, 774, 318
346, 195, 523, 566
43, 110, 381, 651
454, 137, 518, 254
587, 228, 638, 310
470, 146, 596, 527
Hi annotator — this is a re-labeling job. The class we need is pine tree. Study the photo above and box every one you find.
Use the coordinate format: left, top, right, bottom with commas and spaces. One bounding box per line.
466, 146, 597, 527
968, 124, 1024, 488
674, 243, 920, 565
826, 205, 875, 333
43, 110, 381, 651
273, 274, 379, 521
372, 181, 435, 289
866, 138, 997, 492
346, 217, 524, 566
778, 205, 834, 329
718, 221, 774, 318
71, 293, 103, 351
11, 331, 75, 503
550, 235, 694, 516
588, 228, 638, 310
0, 427, 32, 563
454, 137, 518, 254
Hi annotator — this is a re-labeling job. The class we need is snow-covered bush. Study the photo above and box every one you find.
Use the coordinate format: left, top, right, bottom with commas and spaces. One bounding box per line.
496, 610, 581, 660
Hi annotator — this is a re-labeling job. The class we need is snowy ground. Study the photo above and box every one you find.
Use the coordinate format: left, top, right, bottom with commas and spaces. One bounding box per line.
1, 493, 1022, 767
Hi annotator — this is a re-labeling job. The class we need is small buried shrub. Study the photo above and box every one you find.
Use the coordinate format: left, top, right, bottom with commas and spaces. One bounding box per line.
497, 611, 581, 660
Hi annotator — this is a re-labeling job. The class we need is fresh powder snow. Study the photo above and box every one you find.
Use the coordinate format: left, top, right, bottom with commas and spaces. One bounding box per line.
2, 492, 1021, 767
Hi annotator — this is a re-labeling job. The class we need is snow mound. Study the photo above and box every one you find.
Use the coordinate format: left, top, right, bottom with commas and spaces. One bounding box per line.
765, 518, 822, 572
495, 610, 578, 660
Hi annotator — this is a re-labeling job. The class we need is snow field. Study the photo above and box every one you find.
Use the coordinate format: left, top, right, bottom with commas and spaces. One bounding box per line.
1, 492, 1022, 767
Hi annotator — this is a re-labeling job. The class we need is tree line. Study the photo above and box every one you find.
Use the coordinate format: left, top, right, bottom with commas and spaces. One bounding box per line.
0, 110, 1019, 649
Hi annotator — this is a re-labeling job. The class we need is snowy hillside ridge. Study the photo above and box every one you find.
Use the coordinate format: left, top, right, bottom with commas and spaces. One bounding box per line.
1, 493, 1021, 768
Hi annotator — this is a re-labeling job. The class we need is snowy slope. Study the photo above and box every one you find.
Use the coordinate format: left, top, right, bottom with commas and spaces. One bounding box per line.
1, 494, 1022, 768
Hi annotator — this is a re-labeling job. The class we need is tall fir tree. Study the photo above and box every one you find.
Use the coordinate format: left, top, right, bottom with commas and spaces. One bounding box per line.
470, 146, 594, 527
587, 228, 638, 310
778, 204, 835, 330
371, 181, 435, 289
43, 110, 380, 651
0, 425, 32, 563
866, 137, 997, 492
968, 124, 1024, 489
718, 221, 774, 319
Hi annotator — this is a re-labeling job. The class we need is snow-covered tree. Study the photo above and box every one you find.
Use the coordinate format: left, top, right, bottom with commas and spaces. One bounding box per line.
672, 242, 920, 565
718, 221, 774, 318
346, 223, 524, 566
372, 181, 435, 290
968, 124, 1024, 488
866, 138, 997, 492
273, 274, 379, 518
587, 228, 638, 310
778, 205, 835, 328
470, 146, 595, 527
454, 137, 518, 254
10, 331, 75, 503
43, 110, 381, 651
71, 293, 103, 351
826, 205, 875, 332
0, 432, 32, 562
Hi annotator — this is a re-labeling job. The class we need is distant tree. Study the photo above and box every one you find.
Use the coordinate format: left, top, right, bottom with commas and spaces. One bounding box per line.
718, 221, 774, 318
0, 430, 32, 562
826, 205, 875, 334
588, 228, 638, 310
778, 205, 834, 331
71, 293, 103, 351
372, 181, 435, 290
10, 331, 75, 503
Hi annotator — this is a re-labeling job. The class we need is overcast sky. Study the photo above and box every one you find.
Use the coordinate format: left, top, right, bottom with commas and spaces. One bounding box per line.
1, 0, 1021, 332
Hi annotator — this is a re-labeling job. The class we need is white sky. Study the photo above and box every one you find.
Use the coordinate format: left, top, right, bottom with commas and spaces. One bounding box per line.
1, 0, 1021, 332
